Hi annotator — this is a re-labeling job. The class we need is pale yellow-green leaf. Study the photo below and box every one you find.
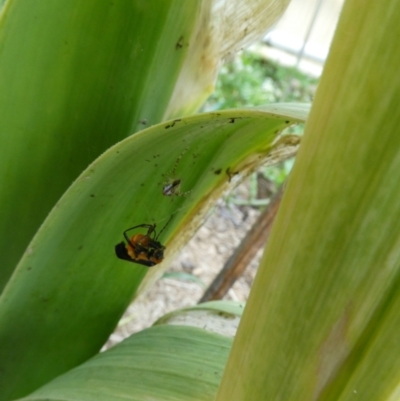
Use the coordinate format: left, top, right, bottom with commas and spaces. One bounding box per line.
154, 300, 245, 337
216, 1, 400, 400
165, 0, 291, 118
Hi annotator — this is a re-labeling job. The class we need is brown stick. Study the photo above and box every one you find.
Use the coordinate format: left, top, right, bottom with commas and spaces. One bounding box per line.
199, 186, 284, 303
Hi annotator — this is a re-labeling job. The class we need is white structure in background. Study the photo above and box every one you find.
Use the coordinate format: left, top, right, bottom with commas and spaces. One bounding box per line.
261, 0, 344, 77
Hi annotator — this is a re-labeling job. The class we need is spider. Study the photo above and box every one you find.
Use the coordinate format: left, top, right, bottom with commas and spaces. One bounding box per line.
160, 148, 191, 197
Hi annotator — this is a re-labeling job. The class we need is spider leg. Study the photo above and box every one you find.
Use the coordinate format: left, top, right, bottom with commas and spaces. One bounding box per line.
123, 224, 155, 244
156, 215, 173, 240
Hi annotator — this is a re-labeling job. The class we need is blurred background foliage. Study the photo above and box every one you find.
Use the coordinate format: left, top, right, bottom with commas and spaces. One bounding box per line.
202, 50, 318, 111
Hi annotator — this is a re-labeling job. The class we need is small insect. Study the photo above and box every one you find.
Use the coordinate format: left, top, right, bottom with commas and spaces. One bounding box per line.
162, 179, 182, 196
115, 217, 172, 266
160, 147, 192, 197
162, 178, 192, 197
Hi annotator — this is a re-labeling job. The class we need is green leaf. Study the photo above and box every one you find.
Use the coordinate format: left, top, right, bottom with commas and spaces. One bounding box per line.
0, 104, 308, 399
0, 0, 201, 291
21, 325, 232, 401
19, 302, 240, 401
154, 300, 246, 336
216, 1, 400, 400
156, 300, 246, 324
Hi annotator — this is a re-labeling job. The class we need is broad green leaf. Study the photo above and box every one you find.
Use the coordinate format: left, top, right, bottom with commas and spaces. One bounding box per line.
0, 104, 308, 400
0, 0, 200, 291
216, 1, 400, 400
18, 305, 237, 401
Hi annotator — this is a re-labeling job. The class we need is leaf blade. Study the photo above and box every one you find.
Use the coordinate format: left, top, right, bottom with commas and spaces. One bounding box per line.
0, 0, 200, 290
